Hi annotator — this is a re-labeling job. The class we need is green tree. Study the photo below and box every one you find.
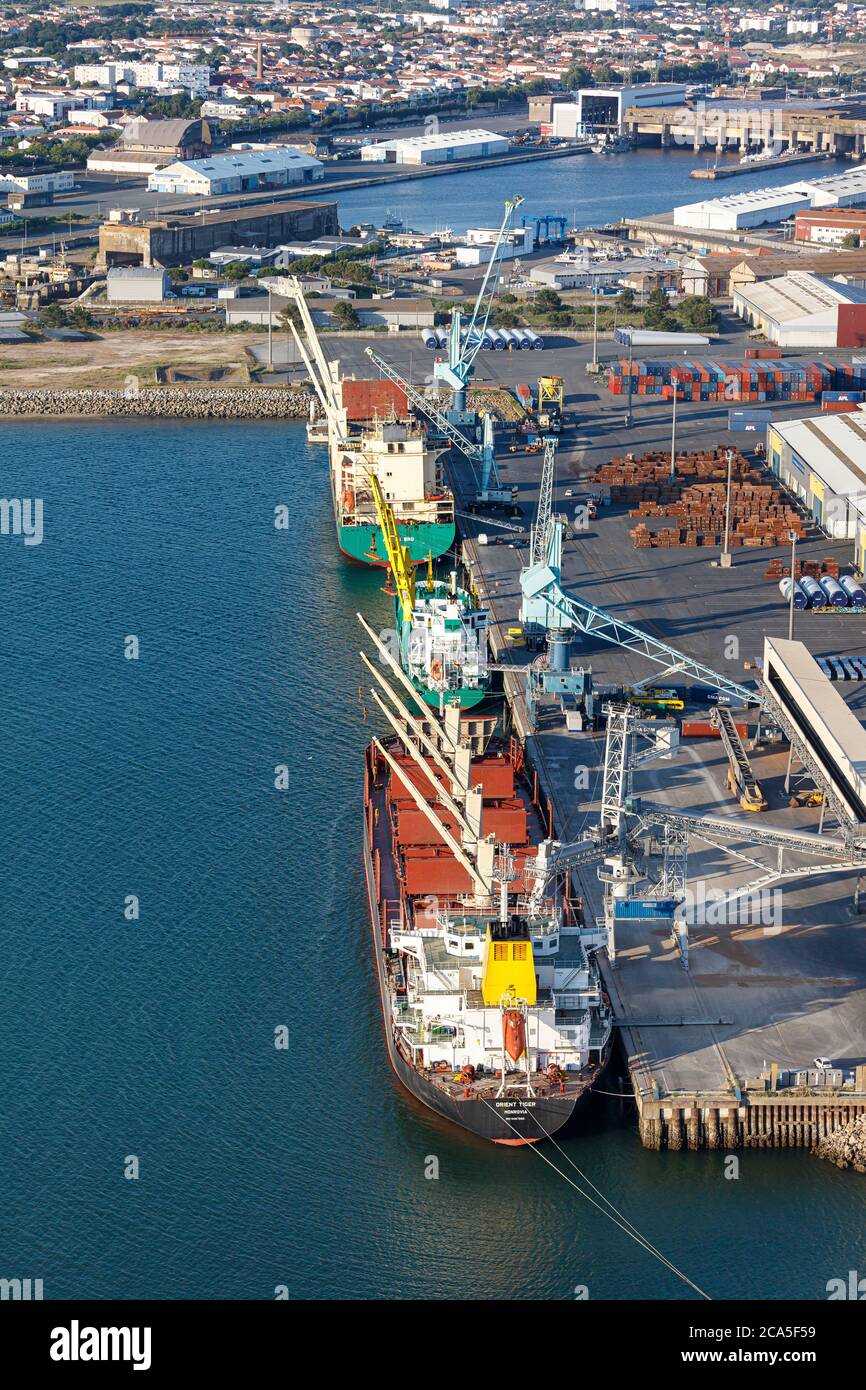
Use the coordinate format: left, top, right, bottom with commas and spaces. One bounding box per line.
332, 300, 360, 329
674, 294, 717, 331
644, 287, 675, 330
615, 288, 636, 310
842, 231, 861, 249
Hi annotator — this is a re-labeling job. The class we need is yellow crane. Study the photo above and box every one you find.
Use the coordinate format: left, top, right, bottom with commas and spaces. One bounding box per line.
370, 474, 415, 623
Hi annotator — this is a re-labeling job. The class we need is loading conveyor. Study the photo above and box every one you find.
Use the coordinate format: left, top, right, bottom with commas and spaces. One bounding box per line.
712, 706, 767, 812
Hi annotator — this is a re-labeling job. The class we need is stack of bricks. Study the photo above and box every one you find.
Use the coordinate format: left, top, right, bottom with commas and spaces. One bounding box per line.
764, 556, 841, 581
598, 448, 808, 551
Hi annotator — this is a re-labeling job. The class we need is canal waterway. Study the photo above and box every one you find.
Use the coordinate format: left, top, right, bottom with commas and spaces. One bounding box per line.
1, 417, 864, 1300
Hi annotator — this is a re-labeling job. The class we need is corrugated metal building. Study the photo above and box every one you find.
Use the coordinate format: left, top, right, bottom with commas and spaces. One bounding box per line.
106, 266, 171, 303
733, 272, 866, 347
360, 129, 509, 165
767, 410, 866, 557
148, 144, 323, 195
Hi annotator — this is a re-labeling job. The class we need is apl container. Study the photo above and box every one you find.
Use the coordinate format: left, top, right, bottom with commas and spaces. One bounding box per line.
799, 575, 827, 607
780, 578, 807, 609
819, 574, 848, 607
840, 575, 866, 606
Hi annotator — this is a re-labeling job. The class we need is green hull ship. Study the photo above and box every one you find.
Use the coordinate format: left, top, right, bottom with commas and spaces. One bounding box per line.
338, 520, 456, 568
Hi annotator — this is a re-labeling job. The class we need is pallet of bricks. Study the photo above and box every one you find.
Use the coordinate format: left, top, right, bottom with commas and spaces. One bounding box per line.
591, 448, 806, 550
764, 556, 840, 582
606, 358, 866, 403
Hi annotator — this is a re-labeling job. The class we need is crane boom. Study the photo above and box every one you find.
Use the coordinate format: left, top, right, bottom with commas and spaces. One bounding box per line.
369, 474, 415, 623
435, 195, 525, 395
520, 560, 763, 708
530, 436, 557, 568
364, 347, 482, 464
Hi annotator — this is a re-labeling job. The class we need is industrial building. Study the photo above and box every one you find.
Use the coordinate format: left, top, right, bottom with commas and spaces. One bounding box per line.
675, 167, 866, 231
733, 271, 866, 347
674, 185, 812, 231
795, 209, 866, 245
768, 412, 866, 551
0, 169, 74, 195
147, 144, 324, 196
225, 294, 435, 329
98, 199, 339, 268
551, 84, 687, 138
360, 129, 509, 165
87, 118, 213, 176
106, 266, 171, 304
454, 225, 532, 266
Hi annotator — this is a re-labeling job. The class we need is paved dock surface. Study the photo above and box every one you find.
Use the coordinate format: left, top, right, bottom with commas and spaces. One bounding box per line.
443, 353, 866, 1102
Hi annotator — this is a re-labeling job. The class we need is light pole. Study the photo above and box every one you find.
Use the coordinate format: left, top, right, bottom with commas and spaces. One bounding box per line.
590, 275, 599, 372
267, 286, 273, 371
788, 529, 797, 641
625, 334, 633, 428
669, 382, 678, 479
720, 447, 734, 568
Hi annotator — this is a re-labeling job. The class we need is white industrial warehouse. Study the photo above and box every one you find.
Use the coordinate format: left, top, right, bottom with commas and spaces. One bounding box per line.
360, 128, 509, 165
148, 144, 323, 195
767, 411, 866, 556
674, 167, 866, 231
733, 271, 866, 347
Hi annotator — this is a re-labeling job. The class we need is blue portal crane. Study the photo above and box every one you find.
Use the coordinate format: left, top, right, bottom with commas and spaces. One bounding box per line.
433, 195, 525, 413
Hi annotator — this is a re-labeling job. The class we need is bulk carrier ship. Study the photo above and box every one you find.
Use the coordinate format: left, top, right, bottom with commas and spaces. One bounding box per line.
359, 617, 614, 1145
286, 279, 456, 566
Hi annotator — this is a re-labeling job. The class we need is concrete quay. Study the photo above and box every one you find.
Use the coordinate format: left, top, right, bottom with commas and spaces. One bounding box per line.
448, 364, 866, 1152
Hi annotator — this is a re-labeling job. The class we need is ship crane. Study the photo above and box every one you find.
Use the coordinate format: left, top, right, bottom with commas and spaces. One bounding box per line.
369, 473, 415, 623
365, 347, 517, 512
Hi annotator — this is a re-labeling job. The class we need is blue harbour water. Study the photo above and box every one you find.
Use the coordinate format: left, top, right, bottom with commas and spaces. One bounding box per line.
2, 417, 864, 1301
335, 145, 850, 235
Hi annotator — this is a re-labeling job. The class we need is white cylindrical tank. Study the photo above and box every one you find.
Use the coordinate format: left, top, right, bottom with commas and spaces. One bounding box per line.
819, 574, 848, 607
422, 328, 437, 349
779, 578, 807, 610
799, 575, 826, 608
840, 574, 866, 606
523, 328, 544, 349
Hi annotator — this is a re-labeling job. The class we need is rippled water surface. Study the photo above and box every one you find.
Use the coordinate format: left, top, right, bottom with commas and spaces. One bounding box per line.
1, 417, 863, 1301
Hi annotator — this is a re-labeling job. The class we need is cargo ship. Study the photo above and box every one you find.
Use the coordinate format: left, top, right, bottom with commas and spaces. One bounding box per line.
286, 279, 456, 566
360, 622, 614, 1145
370, 475, 491, 711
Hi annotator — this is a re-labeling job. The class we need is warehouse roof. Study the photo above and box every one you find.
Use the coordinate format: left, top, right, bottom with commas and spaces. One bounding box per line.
120, 118, 206, 148
141, 198, 335, 230
107, 266, 167, 278
155, 146, 322, 181
771, 411, 866, 505
735, 271, 866, 323
365, 127, 506, 152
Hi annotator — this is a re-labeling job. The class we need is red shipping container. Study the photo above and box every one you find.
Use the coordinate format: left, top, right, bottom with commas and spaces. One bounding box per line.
681, 719, 750, 738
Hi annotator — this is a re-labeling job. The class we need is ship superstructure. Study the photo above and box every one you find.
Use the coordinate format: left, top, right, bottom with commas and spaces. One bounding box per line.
370, 474, 490, 710
285, 278, 455, 566
360, 616, 613, 1144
